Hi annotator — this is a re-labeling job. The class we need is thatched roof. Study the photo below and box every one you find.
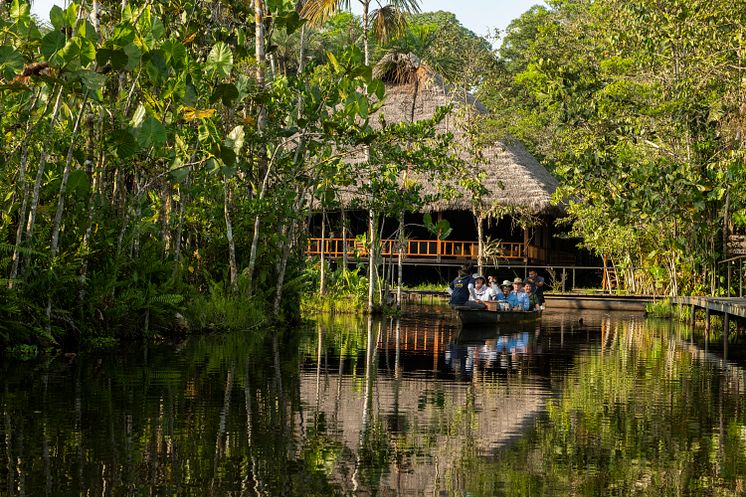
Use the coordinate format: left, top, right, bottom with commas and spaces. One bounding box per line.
338, 53, 558, 217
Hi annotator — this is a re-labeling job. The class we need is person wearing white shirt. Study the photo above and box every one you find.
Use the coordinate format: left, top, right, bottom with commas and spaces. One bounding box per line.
470, 275, 497, 302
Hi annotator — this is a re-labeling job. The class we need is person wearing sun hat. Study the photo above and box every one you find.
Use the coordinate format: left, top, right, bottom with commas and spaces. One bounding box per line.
509, 277, 530, 310
470, 275, 496, 302
495, 279, 513, 309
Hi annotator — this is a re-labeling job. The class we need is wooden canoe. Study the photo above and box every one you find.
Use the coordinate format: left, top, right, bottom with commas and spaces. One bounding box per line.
453, 302, 542, 326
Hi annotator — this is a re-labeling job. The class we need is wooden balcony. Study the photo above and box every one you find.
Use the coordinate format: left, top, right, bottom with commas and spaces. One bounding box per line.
306, 238, 527, 262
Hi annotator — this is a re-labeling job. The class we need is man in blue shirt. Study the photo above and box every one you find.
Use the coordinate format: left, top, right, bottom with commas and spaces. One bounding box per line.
509, 277, 530, 310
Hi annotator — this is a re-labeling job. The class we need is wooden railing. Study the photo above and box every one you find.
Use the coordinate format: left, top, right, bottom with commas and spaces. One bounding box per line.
306, 238, 526, 260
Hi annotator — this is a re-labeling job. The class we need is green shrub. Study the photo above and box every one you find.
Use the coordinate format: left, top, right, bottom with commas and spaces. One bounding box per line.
645, 299, 673, 318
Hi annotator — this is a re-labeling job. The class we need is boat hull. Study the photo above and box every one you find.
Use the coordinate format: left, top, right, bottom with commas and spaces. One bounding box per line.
454, 305, 542, 326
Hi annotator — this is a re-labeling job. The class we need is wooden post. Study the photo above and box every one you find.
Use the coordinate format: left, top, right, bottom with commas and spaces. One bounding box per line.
705, 307, 711, 335
523, 227, 529, 263
724, 313, 729, 361
727, 264, 732, 297
562, 267, 566, 293
436, 212, 443, 263
690, 303, 695, 329
572, 268, 576, 291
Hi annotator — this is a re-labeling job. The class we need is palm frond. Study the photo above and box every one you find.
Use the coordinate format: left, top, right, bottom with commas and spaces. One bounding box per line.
370, 5, 407, 43
386, 0, 420, 15
300, 0, 351, 26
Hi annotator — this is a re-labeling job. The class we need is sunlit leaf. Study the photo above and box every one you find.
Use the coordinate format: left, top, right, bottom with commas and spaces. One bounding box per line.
182, 106, 216, 121
205, 42, 233, 78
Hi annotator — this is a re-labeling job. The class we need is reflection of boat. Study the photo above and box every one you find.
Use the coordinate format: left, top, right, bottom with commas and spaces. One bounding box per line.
454, 323, 534, 344
453, 303, 542, 326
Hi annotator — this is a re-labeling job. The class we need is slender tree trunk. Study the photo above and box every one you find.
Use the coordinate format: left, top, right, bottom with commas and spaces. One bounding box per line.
341, 207, 349, 271
361, 2, 378, 314
25, 87, 63, 249
396, 211, 404, 308
367, 210, 376, 313
320, 209, 327, 295
9, 146, 31, 288
476, 212, 484, 275
224, 179, 238, 292
246, 0, 267, 292
50, 92, 90, 260
172, 181, 187, 278
9, 89, 46, 286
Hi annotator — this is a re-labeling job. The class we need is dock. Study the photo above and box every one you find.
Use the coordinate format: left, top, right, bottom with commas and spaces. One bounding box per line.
671, 296, 746, 329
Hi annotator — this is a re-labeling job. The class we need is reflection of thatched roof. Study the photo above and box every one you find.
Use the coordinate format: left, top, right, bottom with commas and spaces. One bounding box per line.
343, 54, 558, 217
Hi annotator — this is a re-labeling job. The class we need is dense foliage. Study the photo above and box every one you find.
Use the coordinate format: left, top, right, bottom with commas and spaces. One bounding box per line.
0, 0, 458, 348
482, 0, 746, 295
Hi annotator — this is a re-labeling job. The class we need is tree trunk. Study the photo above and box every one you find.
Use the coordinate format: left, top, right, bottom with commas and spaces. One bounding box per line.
341, 207, 349, 271
9, 145, 31, 288
172, 181, 187, 278
25, 87, 63, 249
50, 92, 90, 260
396, 211, 404, 308
224, 178, 238, 292
367, 209, 376, 313
476, 212, 484, 275
320, 209, 327, 295
246, 0, 267, 292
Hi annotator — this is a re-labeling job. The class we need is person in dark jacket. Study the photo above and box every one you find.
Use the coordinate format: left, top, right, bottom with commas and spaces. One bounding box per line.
448, 264, 474, 306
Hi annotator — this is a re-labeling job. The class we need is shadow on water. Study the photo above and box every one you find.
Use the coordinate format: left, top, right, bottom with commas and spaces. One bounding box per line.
3, 305, 746, 495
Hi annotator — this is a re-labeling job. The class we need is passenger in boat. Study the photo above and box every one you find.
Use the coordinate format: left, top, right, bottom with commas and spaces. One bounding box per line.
470, 275, 496, 302
523, 281, 541, 311
487, 275, 500, 295
497, 280, 513, 310
528, 269, 546, 306
448, 264, 474, 306
497, 280, 512, 301
510, 277, 530, 311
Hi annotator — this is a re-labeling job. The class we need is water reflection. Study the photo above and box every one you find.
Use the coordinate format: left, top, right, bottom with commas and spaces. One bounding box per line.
3, 307, 746, 496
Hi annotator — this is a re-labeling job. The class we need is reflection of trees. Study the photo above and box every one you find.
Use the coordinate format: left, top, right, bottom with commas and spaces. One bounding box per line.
454, 319, 746, 496
8, 316, 746, 496
0, 330, 346, 496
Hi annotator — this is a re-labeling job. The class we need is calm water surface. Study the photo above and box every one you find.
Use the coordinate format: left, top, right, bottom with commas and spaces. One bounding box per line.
2, 306, 746, 496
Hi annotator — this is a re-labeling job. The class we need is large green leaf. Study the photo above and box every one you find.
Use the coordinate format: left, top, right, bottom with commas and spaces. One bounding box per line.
41, 31, 66, 60
225, 125, 245, 155
0, 46, 24, 80
134, 117, 167, 148
161, 39, 187, 69
57, 36, 96, 68
109, 128, 138, 158
205, 42, 233, 78
49, 5, 66, 30
10, 0, 30, 22
111, 24, 136, 47
123, 44, 141, 71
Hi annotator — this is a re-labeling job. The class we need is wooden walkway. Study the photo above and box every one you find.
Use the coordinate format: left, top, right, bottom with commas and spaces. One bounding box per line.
670, 296, 746, 344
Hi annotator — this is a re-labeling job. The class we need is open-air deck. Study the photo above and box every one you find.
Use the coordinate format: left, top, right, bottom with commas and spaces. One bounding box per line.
306, 237, 551, 265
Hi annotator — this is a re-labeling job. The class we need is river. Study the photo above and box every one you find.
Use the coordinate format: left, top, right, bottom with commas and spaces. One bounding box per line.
2, 305, 746, 496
